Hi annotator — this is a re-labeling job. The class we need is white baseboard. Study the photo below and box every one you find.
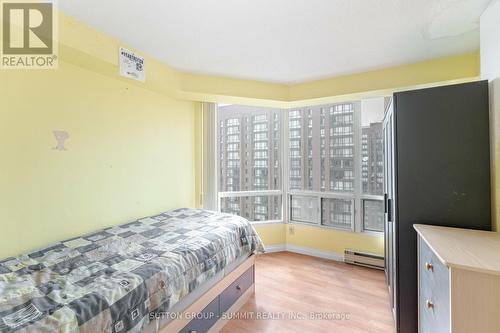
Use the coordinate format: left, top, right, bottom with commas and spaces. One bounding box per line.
286, 244, 344, 261
263, 244, 344, 262
264, 244, 286, 253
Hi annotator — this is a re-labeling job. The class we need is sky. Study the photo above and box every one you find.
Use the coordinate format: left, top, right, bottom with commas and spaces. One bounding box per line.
361, 97, 385, 126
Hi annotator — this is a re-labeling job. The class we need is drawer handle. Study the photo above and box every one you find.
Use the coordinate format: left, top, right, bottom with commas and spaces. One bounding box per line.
236, 285, 241, 291
426, 300, 434, 310
425, 262, 434, 271
190, 330, 197, 333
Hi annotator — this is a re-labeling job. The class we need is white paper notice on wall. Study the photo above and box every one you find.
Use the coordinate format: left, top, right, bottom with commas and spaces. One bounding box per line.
119, 47, 145, 82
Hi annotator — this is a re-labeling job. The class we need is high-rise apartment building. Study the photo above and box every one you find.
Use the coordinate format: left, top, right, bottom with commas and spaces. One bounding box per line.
361, 122, 384, 195
361, 122, 384, 231
289, 103, 355, 192
218, 105, 282, 221
289, 103, 356, 228
219, 102, 384, 231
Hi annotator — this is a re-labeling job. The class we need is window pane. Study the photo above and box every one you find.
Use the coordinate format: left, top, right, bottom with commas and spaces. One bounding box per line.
363, 199, 384, 232
290, 195, 318, 223
220, 195, 282, 221
361, 98, 384, 195
321, 103, 355, 193
218, 105, 282, 192
289, 103, 355, 193
321, 198, 353, 229
288, 108, 314, 191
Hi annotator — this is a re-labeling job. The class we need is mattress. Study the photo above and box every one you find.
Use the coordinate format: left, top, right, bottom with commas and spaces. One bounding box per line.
0, 208, 264, 333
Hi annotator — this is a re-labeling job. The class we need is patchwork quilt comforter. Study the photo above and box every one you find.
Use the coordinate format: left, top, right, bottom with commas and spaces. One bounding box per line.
0, 208, 264, 333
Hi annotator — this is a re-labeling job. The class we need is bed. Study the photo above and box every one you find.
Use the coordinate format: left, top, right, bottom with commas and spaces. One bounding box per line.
0, 208, 264, 333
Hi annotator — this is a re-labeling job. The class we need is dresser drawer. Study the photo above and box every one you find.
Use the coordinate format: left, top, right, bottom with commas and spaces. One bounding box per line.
418, 237, 450, 333
179, 296, 220, 333
220, 266, 254, 313
419, 236, 450, 287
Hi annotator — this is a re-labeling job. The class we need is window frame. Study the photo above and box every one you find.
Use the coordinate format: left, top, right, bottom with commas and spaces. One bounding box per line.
288, 191, 356, 231
216, 105, 285, 224
360, 196, 385, 234
285, 102, 384, 234
218, 190, 284, 224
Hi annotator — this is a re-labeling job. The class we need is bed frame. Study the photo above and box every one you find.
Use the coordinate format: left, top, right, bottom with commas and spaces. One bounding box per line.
156, 254, 255, 333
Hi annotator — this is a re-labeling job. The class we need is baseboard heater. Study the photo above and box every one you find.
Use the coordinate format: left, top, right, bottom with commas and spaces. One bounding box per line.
344, 249, 384, 270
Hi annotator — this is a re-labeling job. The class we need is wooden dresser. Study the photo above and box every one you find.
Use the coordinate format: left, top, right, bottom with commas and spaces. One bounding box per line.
414, 224, 500, 333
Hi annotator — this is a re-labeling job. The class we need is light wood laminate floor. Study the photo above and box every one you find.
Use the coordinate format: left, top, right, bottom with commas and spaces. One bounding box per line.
221, 252, 395, 333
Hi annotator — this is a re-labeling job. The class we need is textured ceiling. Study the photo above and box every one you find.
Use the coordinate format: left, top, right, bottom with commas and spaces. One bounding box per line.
59, 0, 491, 83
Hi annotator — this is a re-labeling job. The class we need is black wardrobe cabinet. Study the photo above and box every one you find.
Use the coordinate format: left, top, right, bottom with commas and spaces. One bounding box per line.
383, 81, 492, 333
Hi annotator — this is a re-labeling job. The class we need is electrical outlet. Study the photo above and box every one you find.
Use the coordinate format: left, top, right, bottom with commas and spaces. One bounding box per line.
288, 225, 295, 235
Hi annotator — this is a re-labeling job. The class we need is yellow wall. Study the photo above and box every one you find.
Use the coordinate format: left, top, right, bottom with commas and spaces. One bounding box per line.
55, 13, 479, 108
287, 225, 384, 255
254, 224, 287, 246
253, 223, 384, 256
288, 53, 480, 102
0, 60, 198, 259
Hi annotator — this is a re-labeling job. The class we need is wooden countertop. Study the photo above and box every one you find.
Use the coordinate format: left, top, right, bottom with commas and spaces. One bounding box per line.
414, 224, 500, 276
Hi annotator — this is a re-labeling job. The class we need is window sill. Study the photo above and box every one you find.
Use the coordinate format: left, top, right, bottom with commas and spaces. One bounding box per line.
361, 229, 385, 237
288, 220, 383, 236
250, 220, 284, 226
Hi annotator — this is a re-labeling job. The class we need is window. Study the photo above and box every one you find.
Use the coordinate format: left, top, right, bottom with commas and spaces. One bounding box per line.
254, 151, 268, 159
227, 152, 239, 160
227, 143, 239, 151
220, 195, 282, 222
218, 105, 282, 222
227, 118, 239, 126
360, 97, 385, 232
288, 98, 385, 232
363, 199, 384, 232
254, 123, 267, 132
227, 126, 239, 134
215, 99, 384, 232
321, 198, 353, 229
290, 195, 318, 223
253, 115, 267, 122
254, 142, 268, 150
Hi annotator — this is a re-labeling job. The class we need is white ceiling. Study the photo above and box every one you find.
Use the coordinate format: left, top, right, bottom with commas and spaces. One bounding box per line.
58, 0, 492, 84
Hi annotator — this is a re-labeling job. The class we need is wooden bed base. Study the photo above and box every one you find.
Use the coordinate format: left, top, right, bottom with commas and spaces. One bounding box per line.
158, 255, 255, 333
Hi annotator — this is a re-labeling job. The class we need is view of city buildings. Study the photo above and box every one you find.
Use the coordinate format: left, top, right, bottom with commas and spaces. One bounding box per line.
361, 122, 384, 195
361, 121, 384, 231
289, 103, 357, 228
218, 101, 384, 231
218, 105, 282, 221
289, 103, 356, 192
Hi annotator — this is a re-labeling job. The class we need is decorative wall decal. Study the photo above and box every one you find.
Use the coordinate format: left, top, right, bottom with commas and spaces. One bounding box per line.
52, 130, 69, 151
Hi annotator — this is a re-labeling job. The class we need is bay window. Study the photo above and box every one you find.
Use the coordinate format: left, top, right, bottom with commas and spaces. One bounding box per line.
288, 98, 385, 232
215, 97, 384, 233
